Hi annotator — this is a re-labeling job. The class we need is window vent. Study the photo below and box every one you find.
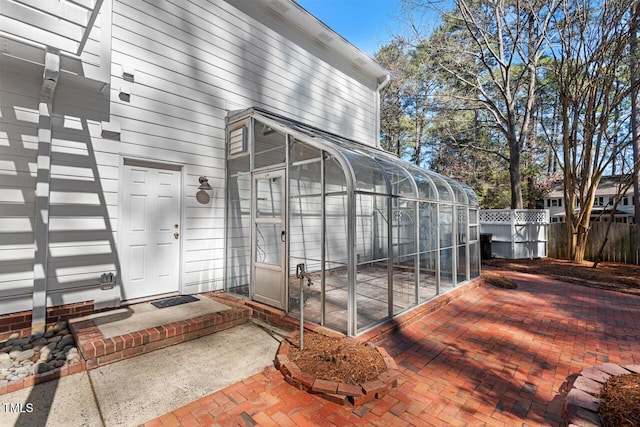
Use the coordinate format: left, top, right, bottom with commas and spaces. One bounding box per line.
229, 126, 248, 156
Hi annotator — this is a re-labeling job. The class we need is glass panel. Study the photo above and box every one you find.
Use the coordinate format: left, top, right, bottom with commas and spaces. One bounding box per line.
290, 161, 321, 197
323, 261, 348, 334
419, 202, 437, 252
356, 195, 389, 262
324, 154, 347, 195
407, 166, 437, 200
228, 154, 249, 174
426, 171, 453, 201
469, 242, 480, 279
393, 199, 416, 258
392, 199, 416, 314
256, 177, 282, 218
357, 264, 389, 331
469, 209, 478, 225
254, 120, 286, 169
463, 184, 480, 207
255, 223, 282, 265
392, 255, 416, 315
289, 195, 322, 325
457, 207, 467, 246
469, 225, 478, 242
446, 177, 468, 204
345, 152, 388, 194
324, 194, 349, 334
226, 173, 251, 297
419, 251, 437, 302
439, 205, 454, 249
291, 138, 321, 163
376, 157, 415, 197
456, 207, 467, 284
355, 194, 390, 331
457, 245, 468, 284
288, 140, 323, 323
440, 248, 454, 289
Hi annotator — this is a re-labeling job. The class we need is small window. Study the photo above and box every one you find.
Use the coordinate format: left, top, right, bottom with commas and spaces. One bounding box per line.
623, 197, 628, 206
551, 199, 558, 207
546, 199, 551, 208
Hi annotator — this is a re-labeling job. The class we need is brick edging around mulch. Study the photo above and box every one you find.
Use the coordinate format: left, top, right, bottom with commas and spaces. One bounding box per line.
564, 363, 640, 426
275, 330, 399, 406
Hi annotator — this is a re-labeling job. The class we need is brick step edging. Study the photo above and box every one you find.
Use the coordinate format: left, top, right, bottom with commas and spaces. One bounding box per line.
70, 302, 252, 369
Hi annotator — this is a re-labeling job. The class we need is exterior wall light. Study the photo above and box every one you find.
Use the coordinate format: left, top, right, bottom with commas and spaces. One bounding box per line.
196, 176, 212, 204
198, 176, 212, 190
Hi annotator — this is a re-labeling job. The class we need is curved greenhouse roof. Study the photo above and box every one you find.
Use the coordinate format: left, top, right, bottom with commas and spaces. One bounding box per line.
245, 108, 479, 207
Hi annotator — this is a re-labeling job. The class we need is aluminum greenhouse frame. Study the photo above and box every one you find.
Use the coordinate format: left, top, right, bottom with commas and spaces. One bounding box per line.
225, 108, 480, 336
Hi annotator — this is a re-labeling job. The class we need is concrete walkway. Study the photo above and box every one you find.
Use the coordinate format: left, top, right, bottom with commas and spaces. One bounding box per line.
144, 271, 640, 426
0, 320, 284, 427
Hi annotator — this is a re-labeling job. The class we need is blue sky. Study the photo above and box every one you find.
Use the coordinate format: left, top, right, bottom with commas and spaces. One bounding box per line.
296, 0, 406, 56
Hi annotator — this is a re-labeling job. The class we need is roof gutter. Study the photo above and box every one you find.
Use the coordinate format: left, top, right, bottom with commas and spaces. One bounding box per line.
375, 74, 392, 149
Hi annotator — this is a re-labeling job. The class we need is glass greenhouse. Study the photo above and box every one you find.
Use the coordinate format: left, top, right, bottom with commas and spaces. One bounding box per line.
225, 108, 480, 336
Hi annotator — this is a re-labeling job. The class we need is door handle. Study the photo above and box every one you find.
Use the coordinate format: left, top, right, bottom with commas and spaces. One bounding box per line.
281, 230, 286, 242
174, 232, 179, 239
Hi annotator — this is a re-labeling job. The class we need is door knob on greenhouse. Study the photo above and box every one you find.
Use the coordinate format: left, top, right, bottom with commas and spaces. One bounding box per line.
174, 232, 179, 239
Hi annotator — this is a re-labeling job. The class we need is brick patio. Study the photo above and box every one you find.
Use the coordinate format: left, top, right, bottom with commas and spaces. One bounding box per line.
144, 270, 640, 426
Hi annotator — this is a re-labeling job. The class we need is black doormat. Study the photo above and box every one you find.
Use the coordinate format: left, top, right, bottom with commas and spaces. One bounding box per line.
151, 295, 199, 309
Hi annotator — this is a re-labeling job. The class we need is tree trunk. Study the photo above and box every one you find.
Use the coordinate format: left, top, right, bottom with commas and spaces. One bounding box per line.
631, 1, 640, 224
574, 225, 589, 263
508, 119, 524, 209
509, 148, 523, 209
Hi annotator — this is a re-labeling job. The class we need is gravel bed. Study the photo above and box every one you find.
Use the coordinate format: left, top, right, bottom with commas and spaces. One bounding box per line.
0, 321, 80, 385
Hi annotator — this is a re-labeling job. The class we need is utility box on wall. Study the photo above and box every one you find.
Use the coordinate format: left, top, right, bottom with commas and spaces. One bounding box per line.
479, 209, 549, 259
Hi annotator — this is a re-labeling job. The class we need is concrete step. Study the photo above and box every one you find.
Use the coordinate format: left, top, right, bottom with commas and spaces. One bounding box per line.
70, 293, 252, 369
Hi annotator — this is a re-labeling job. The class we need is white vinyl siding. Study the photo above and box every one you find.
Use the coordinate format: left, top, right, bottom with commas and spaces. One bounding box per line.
111, 0, 377, 143
0, 0, 382, 314
106, 0, 379, 294
0, 72, 40, 313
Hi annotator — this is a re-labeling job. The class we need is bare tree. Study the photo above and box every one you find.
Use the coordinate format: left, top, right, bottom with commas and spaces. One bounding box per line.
551, 0, 640, 262
404, 0, 559, 208
631, 1, 640, 224
377, 39, 413, 156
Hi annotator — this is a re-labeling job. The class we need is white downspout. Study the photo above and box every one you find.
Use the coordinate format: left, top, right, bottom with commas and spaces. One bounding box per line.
375, 74, 392, 149
32, 48, 60, 333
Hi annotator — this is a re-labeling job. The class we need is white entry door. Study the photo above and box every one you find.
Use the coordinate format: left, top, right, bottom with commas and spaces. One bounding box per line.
252, 169, 286, 309
121, 160, 181, 302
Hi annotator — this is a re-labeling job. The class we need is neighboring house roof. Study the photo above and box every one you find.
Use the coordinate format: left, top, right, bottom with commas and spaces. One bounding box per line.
546, 175, 636, 198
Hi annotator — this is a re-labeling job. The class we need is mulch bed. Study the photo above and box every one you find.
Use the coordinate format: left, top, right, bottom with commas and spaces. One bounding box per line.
288, 333, 387, 385
599, 373, 640, 426
482, 270, 518, 289
484, 258, 640, 293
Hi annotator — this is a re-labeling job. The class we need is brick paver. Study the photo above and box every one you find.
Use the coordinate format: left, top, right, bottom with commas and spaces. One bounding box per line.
144, 271, 640, 426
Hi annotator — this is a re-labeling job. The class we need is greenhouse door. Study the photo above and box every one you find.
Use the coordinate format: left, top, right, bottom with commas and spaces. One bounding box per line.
252, 169, 286, 309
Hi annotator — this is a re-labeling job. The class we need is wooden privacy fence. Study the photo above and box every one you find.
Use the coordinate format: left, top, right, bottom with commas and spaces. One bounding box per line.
548, 222, 640, 265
